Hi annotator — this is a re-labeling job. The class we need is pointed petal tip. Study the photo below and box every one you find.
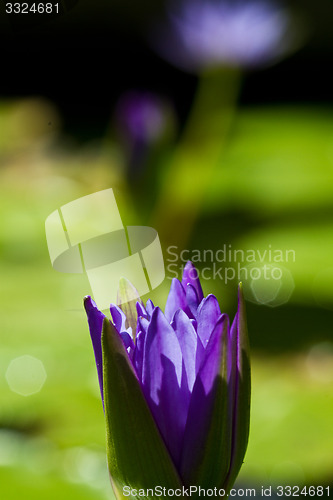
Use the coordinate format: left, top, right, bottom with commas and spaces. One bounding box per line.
150, 305, 162, 319
84, 295, 97, 312
237, 282, 246, 311
182, 261, 198, 280
171, 277, 183, 287
205, 292, 218, 301
145, 299, 155, 316
148, 306, 171, 333
217, 312, 230, 330
184, 260, 195, 270
136, 301, 146, 317
182, 261, 204, 301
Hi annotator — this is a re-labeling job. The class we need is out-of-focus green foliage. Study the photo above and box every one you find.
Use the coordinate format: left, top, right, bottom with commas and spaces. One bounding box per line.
0, 100, 332, 500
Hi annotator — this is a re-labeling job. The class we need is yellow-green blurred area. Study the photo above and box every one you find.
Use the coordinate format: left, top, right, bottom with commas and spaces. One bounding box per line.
0, 96, 332, 500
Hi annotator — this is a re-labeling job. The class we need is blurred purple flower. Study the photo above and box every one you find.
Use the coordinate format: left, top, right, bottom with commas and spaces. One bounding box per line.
154, 0, 293, 71
84, 261, 250, 489
116, 91, 168, 145
115, 91, 175, 181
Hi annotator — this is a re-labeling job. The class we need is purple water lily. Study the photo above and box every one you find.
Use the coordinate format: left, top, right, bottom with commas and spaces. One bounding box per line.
84, 261, 250, 491
154, 0, 292, 71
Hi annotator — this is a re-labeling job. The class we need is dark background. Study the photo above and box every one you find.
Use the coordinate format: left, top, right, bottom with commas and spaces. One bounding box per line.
1, 0, 333, 139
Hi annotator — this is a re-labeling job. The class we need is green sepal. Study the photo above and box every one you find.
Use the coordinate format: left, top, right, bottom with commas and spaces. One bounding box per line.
180, 316, 232, 490
117, 278, 142, 341
180, 285, 251, 495
224, 283, 251, 493
102, 318, 183, 500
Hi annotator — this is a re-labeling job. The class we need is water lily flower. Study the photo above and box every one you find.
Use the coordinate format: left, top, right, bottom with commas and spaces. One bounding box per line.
115, 91, 175, 176
84, 261, 250, 497
153, 0, 293, 72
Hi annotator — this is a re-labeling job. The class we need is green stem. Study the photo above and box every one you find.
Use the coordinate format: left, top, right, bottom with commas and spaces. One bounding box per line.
150, 66, 242, 250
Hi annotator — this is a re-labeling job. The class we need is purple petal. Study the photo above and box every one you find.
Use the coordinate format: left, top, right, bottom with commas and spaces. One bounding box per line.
84, 296, 106, 401
110, 303, 127, 332
171, 309, 205, 391
136, 301, 148, 319
196, 294, 222, 347
133, 329, 146, 380
182, 261, 204, 302
145, 299, 155, 317
180, 314, 231, 487
134, 316, 150, 378
164, 278, 191, 322
192, 314, 229, 395
120, 331, 135, 352
190, 318, 197, 331
142, 307, 186, 466
136, 302, 149, 338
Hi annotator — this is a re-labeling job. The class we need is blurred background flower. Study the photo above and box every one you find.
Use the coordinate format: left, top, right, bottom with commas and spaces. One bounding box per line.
153, 0, 296, 72
114, 91, 176, 217
115, 91, 171, 151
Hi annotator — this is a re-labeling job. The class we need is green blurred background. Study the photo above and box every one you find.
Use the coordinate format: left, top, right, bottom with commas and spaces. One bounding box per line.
1, 0, 333, 498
